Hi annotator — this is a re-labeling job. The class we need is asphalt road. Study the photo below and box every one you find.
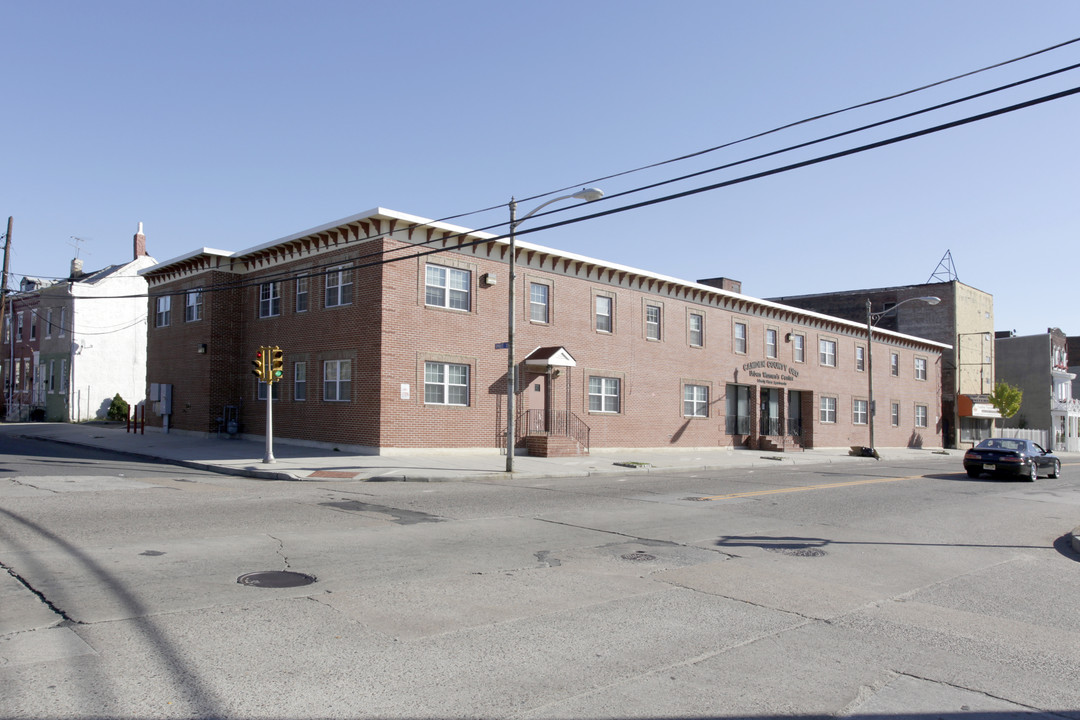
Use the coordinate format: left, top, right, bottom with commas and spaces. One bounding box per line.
2, 443, 1079, 719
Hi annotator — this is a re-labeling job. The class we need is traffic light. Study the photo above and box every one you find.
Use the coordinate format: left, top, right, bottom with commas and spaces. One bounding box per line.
270, 346, 285, 382
252, 347, 267, 381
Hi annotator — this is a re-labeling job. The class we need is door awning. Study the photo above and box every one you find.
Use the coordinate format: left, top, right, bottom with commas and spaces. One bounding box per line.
523, 346, 577, 368
958, 394, 1002, 418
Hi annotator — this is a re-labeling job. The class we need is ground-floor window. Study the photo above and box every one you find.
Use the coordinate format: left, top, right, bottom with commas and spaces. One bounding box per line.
959, 417, 992, 442
891, 402, 900, 427
819, 396, 837, 423
915, 404, 928, 428
324, 359, 352, 402
425, 361, 469, 406
589, 376, 620, 413
725, 384, 751, 434
853, 398, 868, 425
294, 361, 307, 401
683, 384, 708, 417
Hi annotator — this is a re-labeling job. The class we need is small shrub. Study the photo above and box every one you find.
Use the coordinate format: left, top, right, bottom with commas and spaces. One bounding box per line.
107, 394, 130, 421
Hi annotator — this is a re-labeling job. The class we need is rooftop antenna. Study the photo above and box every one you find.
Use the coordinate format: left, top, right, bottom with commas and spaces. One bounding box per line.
68, 236, 90, 258
926, 249, 958, 283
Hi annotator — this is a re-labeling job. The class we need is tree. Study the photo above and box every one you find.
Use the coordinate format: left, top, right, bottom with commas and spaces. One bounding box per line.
106, 393, 129, 421
987, 381, 1022, 420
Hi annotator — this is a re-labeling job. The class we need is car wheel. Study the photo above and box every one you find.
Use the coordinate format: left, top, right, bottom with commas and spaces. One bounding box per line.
1028, 461, 1038, 482
1050, 459, 1060, 479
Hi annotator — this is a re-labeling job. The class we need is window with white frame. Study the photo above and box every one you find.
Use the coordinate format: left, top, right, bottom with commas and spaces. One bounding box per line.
58, 307, 65, 337
734, 322, 747, 354
185, 289, 203, 322
765, 329, 778, 358
645, 305, 661, 340
45, 308, 52, 338
424, 361, 469, 406
853, 398, 868, 425
890, 352, 899, 376
689, 313, 704, 347
915, 404, 928, 428
588, 376, 620, 413
595, 295, 613, 333
259, 282, 281, 318
529, 282, 549, 323
16, 312, 23, 340
855, 346, 865, 372
325, 265, 354, 308
294, 361, 307, 401
29, 313, 36, 340
819, 339, 836, 367
684, 384, 708, 417
155, 296, 171, 327
891, 402, 900, 427
819, 396, 837, 423
914, 357, 927, 380
295, 274, 309, 313
256, 378, 279, 401
323, 359, 352, 401
425, 264, 469, 311
793, 334, 805, 363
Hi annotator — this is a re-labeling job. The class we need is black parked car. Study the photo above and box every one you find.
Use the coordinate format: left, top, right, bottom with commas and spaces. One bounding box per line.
963, 438, 1060, 481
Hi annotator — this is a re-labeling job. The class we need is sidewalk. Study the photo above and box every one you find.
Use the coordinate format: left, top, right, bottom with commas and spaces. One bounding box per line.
3, 420, 952, 482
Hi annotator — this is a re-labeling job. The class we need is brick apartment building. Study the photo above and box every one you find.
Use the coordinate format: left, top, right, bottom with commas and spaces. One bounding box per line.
141, 208, 947, 455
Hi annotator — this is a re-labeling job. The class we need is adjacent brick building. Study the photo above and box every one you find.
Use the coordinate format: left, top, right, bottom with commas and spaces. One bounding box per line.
141, 208, 947, 455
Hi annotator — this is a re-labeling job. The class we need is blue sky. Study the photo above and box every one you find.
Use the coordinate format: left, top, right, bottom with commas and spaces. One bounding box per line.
3, 1, 1079, 337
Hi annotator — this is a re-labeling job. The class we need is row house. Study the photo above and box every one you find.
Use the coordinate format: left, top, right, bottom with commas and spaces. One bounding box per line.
997, 328, 1079, 452
141, 208, 947, 455
1, 224, 156, 421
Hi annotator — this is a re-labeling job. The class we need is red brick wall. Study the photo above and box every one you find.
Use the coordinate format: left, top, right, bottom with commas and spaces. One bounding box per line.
144, 222, 943, 452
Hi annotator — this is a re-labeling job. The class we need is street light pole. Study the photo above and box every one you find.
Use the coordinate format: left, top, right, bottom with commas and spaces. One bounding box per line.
506, 188, 603, 473
866, 295, 940, 458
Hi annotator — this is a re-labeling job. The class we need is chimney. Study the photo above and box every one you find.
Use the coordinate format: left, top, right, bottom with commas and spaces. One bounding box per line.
697, 276, 742, 294
134, 221, 147, 258
70, 258, 84, 278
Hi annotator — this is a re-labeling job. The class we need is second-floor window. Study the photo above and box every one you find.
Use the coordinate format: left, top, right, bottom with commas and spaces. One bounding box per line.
16, 312, 23, 341
689, 313, 704, 347
425, 265, 470, 311
259, 282, 281, 318
155, 297, 171, 327
296, 275, 309, 313
820, 339, 836, 367
325, 265, 354, 308
793, 334, 805, 363
595, 296, 613, 333
734, 322, 747, 354
890, 352, 899, 376
530, 283, 549, 323
856, 346, 865, 372
915, 357, 928, 380
765, 329, 777, 358
645, 305, 661, 340
186, 289, 203, 322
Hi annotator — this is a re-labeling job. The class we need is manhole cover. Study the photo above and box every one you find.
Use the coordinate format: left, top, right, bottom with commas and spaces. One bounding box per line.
237, 571, 317, 588
764, 546, 827, 557
621, 551, 657, 562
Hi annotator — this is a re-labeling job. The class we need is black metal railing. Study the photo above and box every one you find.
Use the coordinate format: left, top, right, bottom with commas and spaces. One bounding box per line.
787, 418, 803, 437
520, 409, 590, 452
760, 416, 782, 437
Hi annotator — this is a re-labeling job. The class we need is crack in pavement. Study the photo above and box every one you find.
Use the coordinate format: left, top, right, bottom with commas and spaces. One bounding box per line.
1, 560, 78, 625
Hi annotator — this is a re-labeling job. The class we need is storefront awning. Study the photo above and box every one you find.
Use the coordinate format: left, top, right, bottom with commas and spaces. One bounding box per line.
958, 394, 1002, 419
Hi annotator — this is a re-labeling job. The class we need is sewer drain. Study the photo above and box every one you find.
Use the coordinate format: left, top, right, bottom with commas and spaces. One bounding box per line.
621, 551, 657, 562
764, 546, 827, 557
237, 571, 317, 588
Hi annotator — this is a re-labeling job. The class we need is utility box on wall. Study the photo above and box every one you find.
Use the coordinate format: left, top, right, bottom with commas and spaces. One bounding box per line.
149, 383, 173, 416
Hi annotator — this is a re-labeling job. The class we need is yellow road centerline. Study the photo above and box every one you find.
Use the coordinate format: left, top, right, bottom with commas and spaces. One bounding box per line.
700, 473, 926, 501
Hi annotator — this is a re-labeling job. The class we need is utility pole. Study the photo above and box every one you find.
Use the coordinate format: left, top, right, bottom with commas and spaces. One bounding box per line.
0, 217, 11, 342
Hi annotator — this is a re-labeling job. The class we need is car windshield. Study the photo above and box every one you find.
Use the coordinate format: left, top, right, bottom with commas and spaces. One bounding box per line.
977, 439, 1025, 452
